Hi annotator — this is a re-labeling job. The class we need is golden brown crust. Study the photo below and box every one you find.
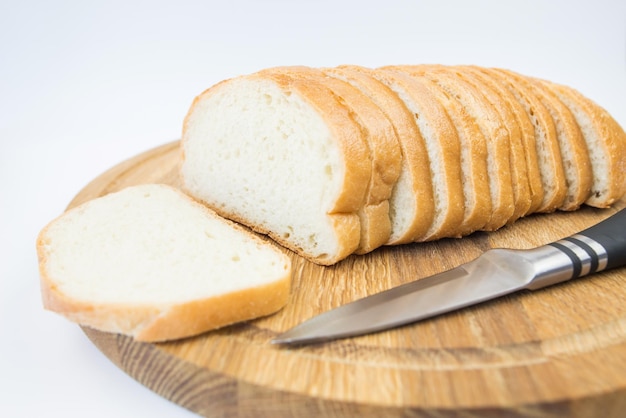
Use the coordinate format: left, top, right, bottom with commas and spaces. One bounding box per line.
40, 275, 162, 338
135, 276, 291, 342
39, 258, 291, 343
327, 65, 435, 244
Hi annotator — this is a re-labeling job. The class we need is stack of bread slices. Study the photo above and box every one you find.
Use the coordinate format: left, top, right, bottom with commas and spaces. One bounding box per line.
181, 64, 626, 265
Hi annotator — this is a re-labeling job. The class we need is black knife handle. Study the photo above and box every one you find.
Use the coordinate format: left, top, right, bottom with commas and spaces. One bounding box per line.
547, 208, 626, 279
576, 208, 626, 271
527, 208, 626, 290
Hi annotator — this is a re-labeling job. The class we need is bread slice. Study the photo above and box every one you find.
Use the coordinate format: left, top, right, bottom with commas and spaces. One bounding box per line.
370, 68, 465, 240
390, 65, 516, 231
323, 65, 435, 245
263, 66, 402, 254
37, 184, 292, 342
538, 80, 626, 208
180, 70, 372, 265
488, 68, 568, 213
460, 65, 544, 215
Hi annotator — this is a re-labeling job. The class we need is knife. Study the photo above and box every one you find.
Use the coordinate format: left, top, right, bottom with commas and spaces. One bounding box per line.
272, 208, 626, 345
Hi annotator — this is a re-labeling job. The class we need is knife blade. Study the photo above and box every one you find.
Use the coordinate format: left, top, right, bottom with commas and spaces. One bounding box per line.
272, 208, 626, 345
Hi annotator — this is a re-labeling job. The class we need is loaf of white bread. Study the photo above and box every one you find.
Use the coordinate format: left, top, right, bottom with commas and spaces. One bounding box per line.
181, 64, 626, 265
37, 184, 291, 342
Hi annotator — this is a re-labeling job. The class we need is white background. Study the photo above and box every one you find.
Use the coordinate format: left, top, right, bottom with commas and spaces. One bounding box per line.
2, 0, 625, 416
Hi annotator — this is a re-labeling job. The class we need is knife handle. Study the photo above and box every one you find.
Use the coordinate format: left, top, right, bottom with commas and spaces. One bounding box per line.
523, 208, 626, 291
575, 208, 626, 271
545, 208, 626, 281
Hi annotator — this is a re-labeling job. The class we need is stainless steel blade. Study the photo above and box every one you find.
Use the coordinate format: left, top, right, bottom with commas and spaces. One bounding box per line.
272, 248, 536, 345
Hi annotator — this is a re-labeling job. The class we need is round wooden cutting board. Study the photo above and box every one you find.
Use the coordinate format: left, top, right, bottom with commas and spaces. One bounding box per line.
70, 141, 626, 418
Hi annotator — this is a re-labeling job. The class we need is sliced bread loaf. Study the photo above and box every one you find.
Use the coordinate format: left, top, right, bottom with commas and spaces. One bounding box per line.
180, 71, 372, 265
37, 184, 292, 342
179, 64, 626, 264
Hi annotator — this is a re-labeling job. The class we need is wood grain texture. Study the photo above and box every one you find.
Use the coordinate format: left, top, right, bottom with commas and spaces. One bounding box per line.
71, 141, 626, 417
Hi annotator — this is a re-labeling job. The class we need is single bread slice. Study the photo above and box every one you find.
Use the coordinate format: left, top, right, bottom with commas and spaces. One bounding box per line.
538, 79, 626, 208
323, 65, 435, 245
180, 71, 372, 265
37, 184, 292, 342
265, 66, 402, 254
